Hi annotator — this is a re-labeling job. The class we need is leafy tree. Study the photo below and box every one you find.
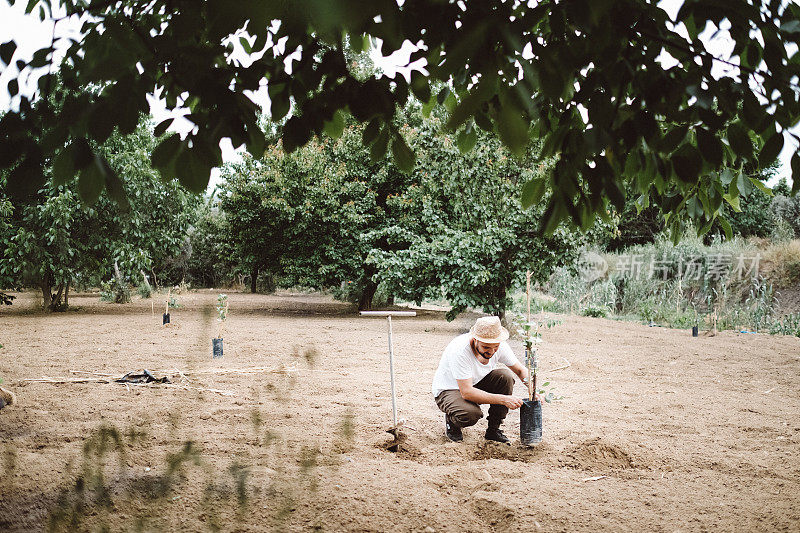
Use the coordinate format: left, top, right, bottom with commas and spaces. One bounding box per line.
184, 197, 237, 288
369, 117, 586, 320
2, 0, 799, 234
770, 178, 800, 238
220, 115, 419, 308
0, 119, 200, 309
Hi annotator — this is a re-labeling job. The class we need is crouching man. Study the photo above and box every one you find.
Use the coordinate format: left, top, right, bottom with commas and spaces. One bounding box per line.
432, 316, 538, 443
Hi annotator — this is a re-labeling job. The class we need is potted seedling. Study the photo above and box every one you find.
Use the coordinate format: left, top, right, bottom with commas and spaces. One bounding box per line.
213, 294, 229, 358
520, 271, 543, 446
162, 289, 171, 325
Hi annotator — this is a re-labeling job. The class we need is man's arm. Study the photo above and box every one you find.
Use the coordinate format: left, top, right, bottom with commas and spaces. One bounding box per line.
507, 362, 529, 383
507, 362, 543, 402
456, 378, 523, 409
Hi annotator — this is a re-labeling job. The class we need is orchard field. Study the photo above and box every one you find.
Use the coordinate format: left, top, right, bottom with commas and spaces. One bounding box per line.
2, 290, 799, 532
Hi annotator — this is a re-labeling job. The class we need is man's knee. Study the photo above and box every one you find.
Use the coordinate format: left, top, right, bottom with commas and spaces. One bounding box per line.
479, 368, 514, 394
496, 369, 515, 393
452, 405, 483, 427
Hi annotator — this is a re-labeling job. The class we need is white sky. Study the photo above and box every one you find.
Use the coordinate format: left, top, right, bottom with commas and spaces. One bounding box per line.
0, 1, 795, 190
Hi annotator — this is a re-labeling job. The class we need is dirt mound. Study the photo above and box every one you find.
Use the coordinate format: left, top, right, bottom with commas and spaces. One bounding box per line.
377, 431, 421, 459
565, 437, 634, 470
472, 441, 550, 463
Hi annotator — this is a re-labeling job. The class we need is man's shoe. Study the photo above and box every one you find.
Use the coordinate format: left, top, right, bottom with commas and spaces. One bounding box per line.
445, 416, 463, 442
485, 427, 510, 444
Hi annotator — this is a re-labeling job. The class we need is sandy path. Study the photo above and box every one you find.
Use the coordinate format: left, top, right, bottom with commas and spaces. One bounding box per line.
1, 290, 799, 532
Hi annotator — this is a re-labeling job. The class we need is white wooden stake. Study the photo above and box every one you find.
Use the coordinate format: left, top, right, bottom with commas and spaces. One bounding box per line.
360, 310, 416, 431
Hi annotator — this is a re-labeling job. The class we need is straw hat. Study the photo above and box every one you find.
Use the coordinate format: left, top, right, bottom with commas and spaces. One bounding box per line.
470, 316, 509, 344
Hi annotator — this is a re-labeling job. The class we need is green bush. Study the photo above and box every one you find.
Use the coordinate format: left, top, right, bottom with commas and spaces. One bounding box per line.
581, 306, 609, 318
100, 279, 131, 304
137, 282, 152, 299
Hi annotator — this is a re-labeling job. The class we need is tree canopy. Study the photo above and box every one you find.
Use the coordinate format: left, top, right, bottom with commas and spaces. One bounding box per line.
1, 0, 799, 235
0, 117, 201, 309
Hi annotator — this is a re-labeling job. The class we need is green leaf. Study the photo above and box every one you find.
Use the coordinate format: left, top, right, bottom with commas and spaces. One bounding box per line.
282, 116, 310, 153
496, 104, 529, 157
445, 80, 494, 132
270, 89, 290, 121
727, 122, 753, 160
323, 110, 344, 139
239, 36, 252, 53
390, 135, 415, 173
791, 153, 800, 195
718, 216, 732, 240
658, 125, 688, 153
52, 146, 77, 186
7, 78, 18, 97
474, 110, 493, 132
696, 128, 723, 168
78, 156, 105, 205
521, 178, 546, 208
176, 147, 210, 193
370, 127, 389, 161
455, 127, 477, 154
672, 144, 702, 183
759, 131, 784, 167
436, 86, 450, 105
151, 133, 182, 179
720, 168, 734, 186
736, 170, 753, 197
750, 177, 773, 196
0, 41, 16, 66
88, 102, 116, 143
362, 119, 381, 146
410, 72, 430, 103
153, 118, 173, 138
780, 20, 800, 34
101, 157, 130, 212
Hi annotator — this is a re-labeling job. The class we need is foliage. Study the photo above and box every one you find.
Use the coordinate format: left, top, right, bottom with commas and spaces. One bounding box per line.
581, 306, 609, 318
770, 180, 800, 239
100, 278, 131, 304
216, 293, 228, 321
541, 236, 800, 337
137, 280, 152, 299
184, 198, 237, 288
369, 116, 589, 319
0, 117, 200, 309
2, 0, 800, 235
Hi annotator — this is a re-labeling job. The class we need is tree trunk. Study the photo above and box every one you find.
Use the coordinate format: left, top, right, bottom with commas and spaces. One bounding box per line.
250, 266, 259, 293
358, 280, 378, 311
51, 283, 64, 310
140, 269, 151, 295
40, 279, 52, 310
64, 280, 70, 308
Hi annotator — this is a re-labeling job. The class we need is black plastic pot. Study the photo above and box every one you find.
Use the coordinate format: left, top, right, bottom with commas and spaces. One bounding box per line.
162, 312, 170, 325
212, 337, 223, 358
520, 399, 542, 446
692, 326, 698, 337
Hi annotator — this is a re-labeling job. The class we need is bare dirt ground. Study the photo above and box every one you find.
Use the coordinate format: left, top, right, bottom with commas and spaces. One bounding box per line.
1, 290, 800, 532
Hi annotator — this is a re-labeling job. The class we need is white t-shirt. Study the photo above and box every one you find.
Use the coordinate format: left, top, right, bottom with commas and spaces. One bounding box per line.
431, 333, 520, 397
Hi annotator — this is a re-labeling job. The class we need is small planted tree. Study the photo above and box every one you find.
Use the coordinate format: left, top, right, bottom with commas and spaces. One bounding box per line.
213, 294, 229, 358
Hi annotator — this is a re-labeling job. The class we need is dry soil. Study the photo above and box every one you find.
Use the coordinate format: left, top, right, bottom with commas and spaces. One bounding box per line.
1, 290, 799, 532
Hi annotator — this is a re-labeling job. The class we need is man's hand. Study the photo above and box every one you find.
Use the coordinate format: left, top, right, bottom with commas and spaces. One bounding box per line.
499, 395, 524, 410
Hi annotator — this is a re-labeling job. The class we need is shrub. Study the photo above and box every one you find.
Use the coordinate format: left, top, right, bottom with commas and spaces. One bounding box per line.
137, 282, 152, 299
100, 279, 131, 304
581, 306, 609, 318
763, 240, 800, 287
